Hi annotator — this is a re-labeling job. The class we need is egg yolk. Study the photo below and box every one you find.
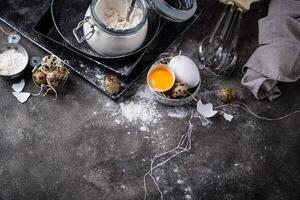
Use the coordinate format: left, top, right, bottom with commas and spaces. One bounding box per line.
148, 65, 174, 91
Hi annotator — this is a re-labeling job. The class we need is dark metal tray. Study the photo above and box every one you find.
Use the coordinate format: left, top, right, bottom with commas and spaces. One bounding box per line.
34, 6, 163, 76
0, 0, 201, 100
51, 0, 162, 61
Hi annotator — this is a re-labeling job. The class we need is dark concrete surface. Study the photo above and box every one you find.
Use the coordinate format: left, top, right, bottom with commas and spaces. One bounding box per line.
0, 1, 300, 200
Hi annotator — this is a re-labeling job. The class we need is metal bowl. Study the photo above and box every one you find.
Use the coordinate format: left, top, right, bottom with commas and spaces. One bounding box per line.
147, 54, 201, 106
0, 43, 29, 80
150, 80, 201, 106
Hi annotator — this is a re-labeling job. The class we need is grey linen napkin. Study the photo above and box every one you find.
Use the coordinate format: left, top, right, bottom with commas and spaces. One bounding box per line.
241, 0, 300, 101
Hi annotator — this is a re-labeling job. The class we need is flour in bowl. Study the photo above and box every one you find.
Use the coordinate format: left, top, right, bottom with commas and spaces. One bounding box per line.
95, 0, 144, 30
0, 49, 27, 76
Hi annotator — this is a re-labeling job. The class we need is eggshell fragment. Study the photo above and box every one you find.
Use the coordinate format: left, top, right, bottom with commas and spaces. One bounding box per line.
12, 92, 30, 104
197, 100, 218, 118
223, 113, 234, 121
169, 55, 200, 88
12, 79, 25, 93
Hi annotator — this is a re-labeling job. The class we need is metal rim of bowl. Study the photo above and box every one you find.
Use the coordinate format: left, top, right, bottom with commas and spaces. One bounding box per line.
150, 80, 201, 106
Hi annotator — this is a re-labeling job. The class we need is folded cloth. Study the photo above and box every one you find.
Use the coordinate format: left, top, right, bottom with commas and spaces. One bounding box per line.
241, 0, 300, 101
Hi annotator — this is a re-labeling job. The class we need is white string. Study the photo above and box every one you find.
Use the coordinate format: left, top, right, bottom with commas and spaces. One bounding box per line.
143, 111, 194, 200
32, 84, 58, 100
215, 101, 300, 121
199, 60, 300, 121
142, 101, 300, 199
143, 99, 300, 199
43, 85, 58, 100
143, 50, 300, 199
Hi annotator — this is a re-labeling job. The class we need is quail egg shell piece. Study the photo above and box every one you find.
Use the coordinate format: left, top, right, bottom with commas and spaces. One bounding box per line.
12, 79, 25, 93
169, 55, 200, 88
13, 92, 31, 104
223, 113, 234, 122
197, 100, 218, 118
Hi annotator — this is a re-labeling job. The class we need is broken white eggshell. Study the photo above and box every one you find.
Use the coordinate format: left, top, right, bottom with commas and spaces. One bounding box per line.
12, 92, 31, 104
169, 55, 200, 88
197, 100, 218, 118
12, 79, 25, 93
223, 113, 234, 122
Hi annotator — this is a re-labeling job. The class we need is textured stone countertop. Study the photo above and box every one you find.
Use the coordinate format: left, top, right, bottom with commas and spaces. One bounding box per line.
0, 0, 299, 199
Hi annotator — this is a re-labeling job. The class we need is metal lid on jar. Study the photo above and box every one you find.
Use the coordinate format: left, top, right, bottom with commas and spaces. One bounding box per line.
147, 0, 197, 22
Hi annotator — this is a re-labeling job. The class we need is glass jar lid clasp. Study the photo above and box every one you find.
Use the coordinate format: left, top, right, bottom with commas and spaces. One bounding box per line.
73, 16, 95, 43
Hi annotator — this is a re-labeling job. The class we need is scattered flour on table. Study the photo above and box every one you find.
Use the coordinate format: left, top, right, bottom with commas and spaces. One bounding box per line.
114, 119, 121, 124
140, 126, 150, 132
184, 186, 192, 192
105, 85, 162, 132
167, 107, 190, 119
119, 86, 161, 126
95, 73, 105, 80
120, 101, 160, 124
104, 85, 214, 131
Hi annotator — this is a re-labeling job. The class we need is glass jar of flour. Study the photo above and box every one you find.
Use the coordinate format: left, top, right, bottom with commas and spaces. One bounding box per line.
73, 0, 197, 56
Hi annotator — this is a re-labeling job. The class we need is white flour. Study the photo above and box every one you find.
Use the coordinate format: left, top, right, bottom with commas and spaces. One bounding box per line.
140, 126, 150, 132
104, 85, 162, 132
118, 86, 161, 125
120, 102, 160, 124
167, 107, 190, 119
96, 0, 144, 30
103, 85, 209, 132
0, 49, 27, 76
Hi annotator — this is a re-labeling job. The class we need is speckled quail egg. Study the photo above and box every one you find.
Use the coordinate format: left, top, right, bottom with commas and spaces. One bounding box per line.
104, 75, 121, 95
42, 55, 63, 67
171, 82, 190, 99
216, 87, 237, 104
55, 67, 68, 84
46, 71, 62, 88
32, 68, 46, 85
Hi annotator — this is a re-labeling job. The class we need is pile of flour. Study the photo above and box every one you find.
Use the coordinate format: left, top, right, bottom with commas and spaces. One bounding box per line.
118, 86, 161, 125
